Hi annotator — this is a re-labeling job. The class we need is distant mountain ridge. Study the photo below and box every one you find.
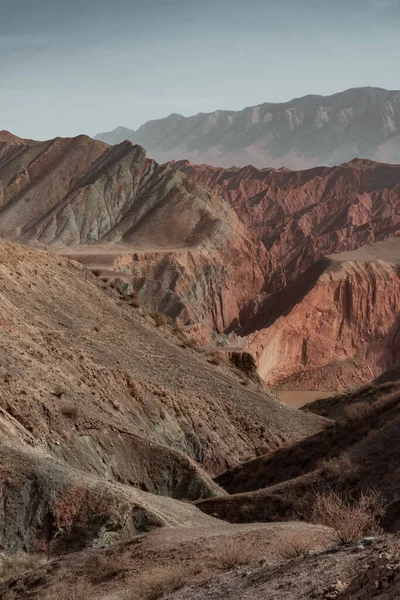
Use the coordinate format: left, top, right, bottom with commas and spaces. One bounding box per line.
96, 87, 400, 169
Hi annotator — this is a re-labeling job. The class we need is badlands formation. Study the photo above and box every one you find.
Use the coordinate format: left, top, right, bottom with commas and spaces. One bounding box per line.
1, 125, 400, 598
2, 130, 400, 390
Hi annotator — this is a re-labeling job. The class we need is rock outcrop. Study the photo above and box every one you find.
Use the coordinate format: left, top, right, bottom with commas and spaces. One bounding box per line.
170, 159, 400, 389
171, 157, 400, 295
243, 257, 400, 389
96, 87, 400, 169
0, 134, 268, 332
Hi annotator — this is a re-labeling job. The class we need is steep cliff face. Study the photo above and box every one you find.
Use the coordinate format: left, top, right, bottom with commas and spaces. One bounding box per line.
171, 158, 400, 295
0, 135, 267, 332
96, 87, 400, 169
244, 257, 400, 389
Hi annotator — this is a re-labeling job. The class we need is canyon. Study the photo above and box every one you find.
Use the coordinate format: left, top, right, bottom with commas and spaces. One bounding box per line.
2, 130, 400, 390
171, 158, 400, 389
1, 127, 400, 599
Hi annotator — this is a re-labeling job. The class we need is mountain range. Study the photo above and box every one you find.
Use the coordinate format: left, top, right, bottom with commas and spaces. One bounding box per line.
96, 86, 400, 169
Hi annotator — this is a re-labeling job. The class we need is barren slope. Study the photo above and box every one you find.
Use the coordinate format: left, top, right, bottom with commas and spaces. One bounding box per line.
0, 240, 325, 553
196, 383, 400, 531
0, 134, 268, 333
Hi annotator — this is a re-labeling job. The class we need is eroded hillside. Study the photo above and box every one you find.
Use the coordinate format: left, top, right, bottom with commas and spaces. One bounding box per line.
0, 239, 325, 555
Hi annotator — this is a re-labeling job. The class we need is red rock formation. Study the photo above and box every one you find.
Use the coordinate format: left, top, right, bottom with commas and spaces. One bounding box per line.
171, 158, 400, 295
171, 160, 400, 388
0, 135, 268, 332
243, 257, 400, 389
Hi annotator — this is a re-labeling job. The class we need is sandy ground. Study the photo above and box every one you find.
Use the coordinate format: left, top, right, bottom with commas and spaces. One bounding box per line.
330, 236, 400, 264
276, 390, 334, 408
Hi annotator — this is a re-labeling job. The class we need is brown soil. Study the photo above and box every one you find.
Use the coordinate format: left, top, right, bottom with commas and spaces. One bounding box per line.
0, 521, 335, 599
0, 239, 325, 555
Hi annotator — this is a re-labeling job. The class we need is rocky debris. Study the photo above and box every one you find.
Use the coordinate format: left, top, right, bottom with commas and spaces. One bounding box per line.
0, 521, 336, 598
96, 87, 400, 169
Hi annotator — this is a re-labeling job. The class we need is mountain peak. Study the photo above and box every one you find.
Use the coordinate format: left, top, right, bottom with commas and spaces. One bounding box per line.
0, 130, 27, 145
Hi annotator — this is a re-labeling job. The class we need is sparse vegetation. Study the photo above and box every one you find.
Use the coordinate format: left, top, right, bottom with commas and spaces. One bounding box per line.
273, 529, 314, 560
210, 537, 258, 570
130, 297, 141, 308
343, 401, 373, 422
128, 379, 140, 397
317, 454, 358, 481
42, 581, 93, 600
91, 268, 102, 277
208, 353, 222, 366
0, 553, 45, 581
52, 385, 67, 398
150, 312, 172, 328
181, 336, 197, 349
60, 404, 79, 419
310, 489, 384, 543
129, 564, 202, 600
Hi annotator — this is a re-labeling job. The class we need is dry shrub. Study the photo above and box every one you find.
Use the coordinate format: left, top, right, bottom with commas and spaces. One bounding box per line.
150, 312, 172, 328
343, 401, 372, 422
208, 354, 222, 366
52, 385, 67, 398
128, 379, 140, 397
130, 297, 140, 308
91, 268, 102, 277
42, 580, 93, 600
0, 553, 45, 581
210, 537, 258, 570
131, 564, 200, 600
60, 404, 79, 419
317, 455, 358, 481
273, 529, 314, 560
109, 279, 119, 289
310, 489, 384, 543
181, 337, 197, 349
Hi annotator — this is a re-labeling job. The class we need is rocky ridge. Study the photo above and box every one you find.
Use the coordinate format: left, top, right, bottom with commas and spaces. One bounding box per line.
96, 87, 400, 169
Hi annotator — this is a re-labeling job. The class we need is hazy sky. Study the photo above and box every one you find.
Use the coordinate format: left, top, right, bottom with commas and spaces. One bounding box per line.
1, 0, 399, 139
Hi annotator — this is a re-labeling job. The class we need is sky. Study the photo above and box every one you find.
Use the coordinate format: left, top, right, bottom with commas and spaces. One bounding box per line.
1, 0, 400, 139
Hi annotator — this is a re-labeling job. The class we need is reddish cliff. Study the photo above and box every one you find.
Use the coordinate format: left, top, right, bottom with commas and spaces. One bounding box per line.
242, 256, 400, 389
171, 158, 400, 294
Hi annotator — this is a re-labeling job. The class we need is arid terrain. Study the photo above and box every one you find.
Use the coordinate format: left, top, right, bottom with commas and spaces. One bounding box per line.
2, 130, 400, 391
1, 124, 400, 599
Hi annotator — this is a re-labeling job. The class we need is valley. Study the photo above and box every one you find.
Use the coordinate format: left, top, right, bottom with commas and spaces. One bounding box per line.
1, 123, 400, 599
